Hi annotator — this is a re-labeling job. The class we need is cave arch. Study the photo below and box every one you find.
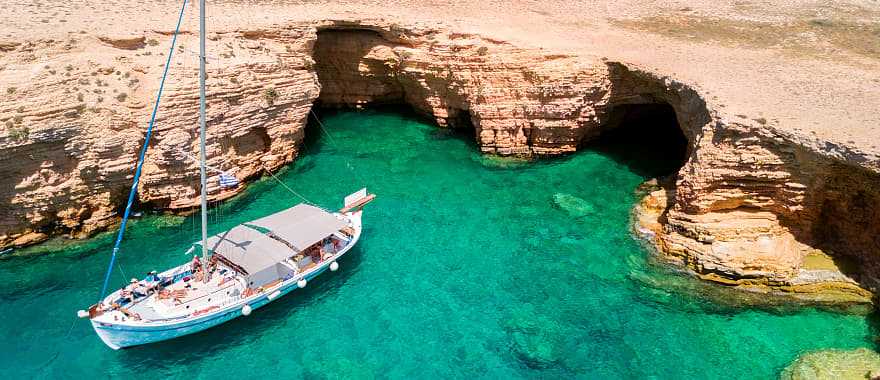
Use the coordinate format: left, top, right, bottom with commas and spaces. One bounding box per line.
311, 27, 477, 135
312, 28, 406, 107
587, 102, 689, 178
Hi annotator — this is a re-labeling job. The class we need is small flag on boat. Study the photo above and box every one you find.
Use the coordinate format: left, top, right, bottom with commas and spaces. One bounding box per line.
218, 172, 239, 188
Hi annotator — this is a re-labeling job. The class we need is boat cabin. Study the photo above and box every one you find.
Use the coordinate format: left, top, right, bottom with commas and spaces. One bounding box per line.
204, 204, 350, 288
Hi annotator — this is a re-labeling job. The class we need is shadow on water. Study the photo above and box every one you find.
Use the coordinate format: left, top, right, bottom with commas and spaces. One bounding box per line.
867, 309, 880, 350
308, 105, 479, 151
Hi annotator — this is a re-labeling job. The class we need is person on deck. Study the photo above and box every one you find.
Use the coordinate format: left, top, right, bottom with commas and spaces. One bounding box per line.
191, 255, 201, 272
208, 255, 218, 273
121, 278, 145, 303
119, 283, 133, 304
323, 238, 334, 255
308, 245, 321, 263
145, 270, 159, 282
144, 270, 162, 294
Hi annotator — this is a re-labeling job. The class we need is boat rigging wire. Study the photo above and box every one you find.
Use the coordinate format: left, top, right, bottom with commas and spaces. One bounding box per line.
255, 108, 368, 209
97, 0, 189, 302
308, 108, 367, 188
261, 163, 317, 206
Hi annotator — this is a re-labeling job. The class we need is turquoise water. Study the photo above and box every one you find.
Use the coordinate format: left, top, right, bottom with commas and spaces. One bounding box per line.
0, 110, 874, 378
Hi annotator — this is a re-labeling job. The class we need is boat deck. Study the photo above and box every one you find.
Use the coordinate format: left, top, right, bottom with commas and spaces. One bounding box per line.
98, 218, 358, 324
125, 268, 244, 321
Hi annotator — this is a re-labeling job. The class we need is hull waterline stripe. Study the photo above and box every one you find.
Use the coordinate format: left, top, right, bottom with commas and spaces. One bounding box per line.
98, 0, 190, 302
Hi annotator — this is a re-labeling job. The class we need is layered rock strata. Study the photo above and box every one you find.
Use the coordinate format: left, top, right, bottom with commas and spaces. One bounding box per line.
312, 24, 609, 155
616, 62, 880, 302
0, 19, 878, 302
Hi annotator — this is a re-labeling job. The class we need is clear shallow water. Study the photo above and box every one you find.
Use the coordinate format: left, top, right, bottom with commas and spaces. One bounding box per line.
0, 109, 874, 378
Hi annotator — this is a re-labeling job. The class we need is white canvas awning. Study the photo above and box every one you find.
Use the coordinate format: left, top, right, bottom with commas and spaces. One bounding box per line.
196, 203, 345, 287
246, 204, 347, 251
203, 225, 290, 275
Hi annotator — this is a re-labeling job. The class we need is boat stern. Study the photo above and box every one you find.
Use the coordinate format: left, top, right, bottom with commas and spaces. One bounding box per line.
341, 188, 375, 228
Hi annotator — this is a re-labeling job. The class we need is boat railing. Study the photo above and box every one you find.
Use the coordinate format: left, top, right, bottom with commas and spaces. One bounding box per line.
131, 229, 358, 325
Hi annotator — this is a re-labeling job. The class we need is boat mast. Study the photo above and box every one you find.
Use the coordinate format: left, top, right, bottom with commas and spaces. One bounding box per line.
198, 0, 209, 276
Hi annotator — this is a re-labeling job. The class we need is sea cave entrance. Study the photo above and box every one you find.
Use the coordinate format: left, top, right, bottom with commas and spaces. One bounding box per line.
310, 27, 477, 140
586, 102, 689, 179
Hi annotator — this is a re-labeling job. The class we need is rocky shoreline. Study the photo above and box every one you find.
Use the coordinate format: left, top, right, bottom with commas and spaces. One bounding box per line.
1, 18, 878, 303
635, 179, 875, 306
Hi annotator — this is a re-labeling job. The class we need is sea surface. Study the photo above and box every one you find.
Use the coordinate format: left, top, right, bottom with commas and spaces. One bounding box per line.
0, 109, 874, 379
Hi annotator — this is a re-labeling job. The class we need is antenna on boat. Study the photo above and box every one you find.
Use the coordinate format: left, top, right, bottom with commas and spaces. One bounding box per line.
198, 0, 209, 278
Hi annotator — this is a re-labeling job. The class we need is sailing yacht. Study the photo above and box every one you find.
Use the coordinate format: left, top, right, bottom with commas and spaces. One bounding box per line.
77, 0, 374, 349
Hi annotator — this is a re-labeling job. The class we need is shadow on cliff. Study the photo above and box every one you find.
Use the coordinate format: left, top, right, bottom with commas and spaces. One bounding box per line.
582, 103, 688, 179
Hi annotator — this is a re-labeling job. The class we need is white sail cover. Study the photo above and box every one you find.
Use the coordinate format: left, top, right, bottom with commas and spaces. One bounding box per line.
247, 204, 347, 251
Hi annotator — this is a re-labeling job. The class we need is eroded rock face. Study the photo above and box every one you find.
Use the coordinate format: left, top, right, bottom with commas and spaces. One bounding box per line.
312, 24, 611, 155
0, 19, 878, 302
613, 63, 880, 301
0, 25, 320, 246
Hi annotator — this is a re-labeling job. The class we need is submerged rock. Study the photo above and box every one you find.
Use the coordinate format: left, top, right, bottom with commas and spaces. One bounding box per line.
503, 307, 564, 369
780, 348, 880, 380
475, 154, 532, 169
552, 193, 595, 218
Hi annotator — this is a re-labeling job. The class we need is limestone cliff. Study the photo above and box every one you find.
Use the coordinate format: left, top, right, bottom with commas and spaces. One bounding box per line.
0, 26, 319, 246
1, 19, 878, 302
311, 23, 609, 155
614, 64, 880, 302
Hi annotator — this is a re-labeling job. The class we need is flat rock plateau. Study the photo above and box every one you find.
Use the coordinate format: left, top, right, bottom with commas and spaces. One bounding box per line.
1, 0, 878, 303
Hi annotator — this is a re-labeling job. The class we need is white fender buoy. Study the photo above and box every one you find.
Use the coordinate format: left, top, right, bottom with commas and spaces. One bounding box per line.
330, 261, 339, 272
297, 279, 307, 288
77, 310, 89, 318
267, 290, 281, 300
241, 304, 252, 316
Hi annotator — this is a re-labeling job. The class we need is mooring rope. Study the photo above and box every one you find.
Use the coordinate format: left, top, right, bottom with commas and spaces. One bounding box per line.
261, 163, 317, 206
245, 109, 356, 209
97, 0, 190, 302
308, 108, 367, 188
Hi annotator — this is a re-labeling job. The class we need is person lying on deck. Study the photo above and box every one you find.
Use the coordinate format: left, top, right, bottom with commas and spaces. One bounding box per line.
101, 301, 142, 321
158, 289, 188, 305
117, 305, 141, 321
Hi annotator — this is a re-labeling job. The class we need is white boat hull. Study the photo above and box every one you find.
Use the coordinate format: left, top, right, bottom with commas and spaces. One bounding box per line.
90, 210, 362, 350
